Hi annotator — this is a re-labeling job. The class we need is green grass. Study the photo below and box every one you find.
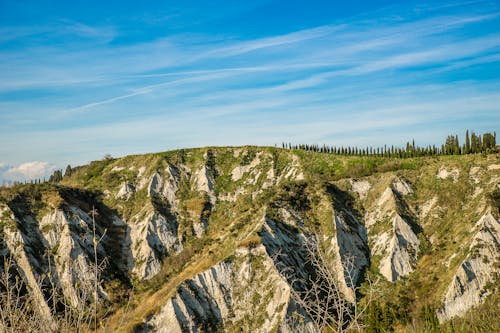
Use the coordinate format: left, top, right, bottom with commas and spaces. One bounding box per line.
0, 146, 498, 332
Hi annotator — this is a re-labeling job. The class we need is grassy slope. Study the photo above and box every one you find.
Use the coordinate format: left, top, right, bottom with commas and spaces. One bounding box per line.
1, 147, 499, 332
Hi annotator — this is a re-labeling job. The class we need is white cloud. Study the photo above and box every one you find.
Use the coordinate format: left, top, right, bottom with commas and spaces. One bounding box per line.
3, 161, 56, 181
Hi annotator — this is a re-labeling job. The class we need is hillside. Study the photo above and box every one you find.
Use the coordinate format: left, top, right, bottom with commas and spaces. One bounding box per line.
0, 146, 499, 332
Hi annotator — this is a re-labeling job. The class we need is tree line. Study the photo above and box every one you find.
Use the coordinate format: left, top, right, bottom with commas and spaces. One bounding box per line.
282, 130, 497, 158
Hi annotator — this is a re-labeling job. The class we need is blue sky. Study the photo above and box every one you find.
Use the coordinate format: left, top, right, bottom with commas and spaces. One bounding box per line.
0, 0, 499, 181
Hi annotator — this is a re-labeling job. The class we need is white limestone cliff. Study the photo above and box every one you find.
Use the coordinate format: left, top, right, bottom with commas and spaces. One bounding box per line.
437, 212, 500, 322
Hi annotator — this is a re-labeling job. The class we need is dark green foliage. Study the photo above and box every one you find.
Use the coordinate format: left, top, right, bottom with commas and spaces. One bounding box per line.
284, 129, 496, 158
470, 131, 482, 153
465, 130, 471, 154
483, 132, 496, 150
418, 233, 432, 255
365, 302, 395, 332
444, 135, 460, 155
64, 165, 73, 177
274, 181, 311, 212
421, 305, 439, 332
205, 149, 218, 178
49, 169, 63, 183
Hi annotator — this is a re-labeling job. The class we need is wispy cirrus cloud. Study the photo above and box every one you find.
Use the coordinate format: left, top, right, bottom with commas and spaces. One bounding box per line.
0, 0, 499, 169
0, 20, 116, 44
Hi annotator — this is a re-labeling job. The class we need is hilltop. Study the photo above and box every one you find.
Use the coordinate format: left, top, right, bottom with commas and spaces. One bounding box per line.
0, 146, 499, 332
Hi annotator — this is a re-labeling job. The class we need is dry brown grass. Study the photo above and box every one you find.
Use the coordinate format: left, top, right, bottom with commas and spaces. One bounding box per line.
183, 197, 206, 219
237, 234, 261, 248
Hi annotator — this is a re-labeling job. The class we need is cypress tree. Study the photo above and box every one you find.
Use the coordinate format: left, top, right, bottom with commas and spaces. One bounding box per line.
465, 130, 470, 154
64, 165, 73, 177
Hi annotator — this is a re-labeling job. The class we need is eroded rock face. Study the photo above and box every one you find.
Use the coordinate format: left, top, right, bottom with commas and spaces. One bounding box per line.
437, 213, 500, 322
365, 179, 420, 282
2, 148, 499, 331
1, 205, 55, 329
259, 216, 310, 283
331, 211, 370, 300
141, 245, 301, 333
391, 177, 413, 196
0, 202, 112, 330
231, 153, 262, 182
378, 215, 420, 282
145, 261, 233, 333
436, 167, 460, 182
40, 207, 108, 306
190, 153, 218, 236
129, 211, 182, 279
350, 179, 371, 200
116, 182, 136, 200
193, 165, 216, 206
148, 165, 182, 209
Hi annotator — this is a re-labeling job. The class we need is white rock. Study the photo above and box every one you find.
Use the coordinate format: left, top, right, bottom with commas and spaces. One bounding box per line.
379, 215, 420, 282
231, 153, 261, 181
437, 168, 460, 182
350, 179, 371, 200
419, 196, 438, 219
143, 245, 297, 332
469, 166, 482, 184
147, 167, 181, 209
138, 166, 147, 176
2, 207, 56, 329
116, 182, 135, 200
193, 165, 216, 205
372, 231, 390, 255
330, 212, 369, 301
391, 177, 413, 196
437, 213, 500, 322
365, 185, 420, 282
129, 211, 182, 279
280, 155, 304, 182
39, 207, 108, 307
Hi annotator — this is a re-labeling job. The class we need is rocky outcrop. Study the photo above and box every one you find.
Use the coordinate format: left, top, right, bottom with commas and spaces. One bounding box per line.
231, 153, 262, 182
148, 165, 182, 209
140, 245, 304, 333
437, 212, 500, 322
144, 261, 233, 333
0, 201, 113, 330
350, 179, 371, 200
1, 205, 55, 329
129, 210, 181, 279
280, 155, 305, 182
39, 207, 108, 306
365, 178, 420, 282
259, 216, 310, 283
330, 211, 370, 300
378, 215, 420, 282
436, 167, 460, 182
193, 156, 217, 206
124, 165, 186, 279
391, 177, 413, 196
191, 153, 218, 236
116, 182, 136, 200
